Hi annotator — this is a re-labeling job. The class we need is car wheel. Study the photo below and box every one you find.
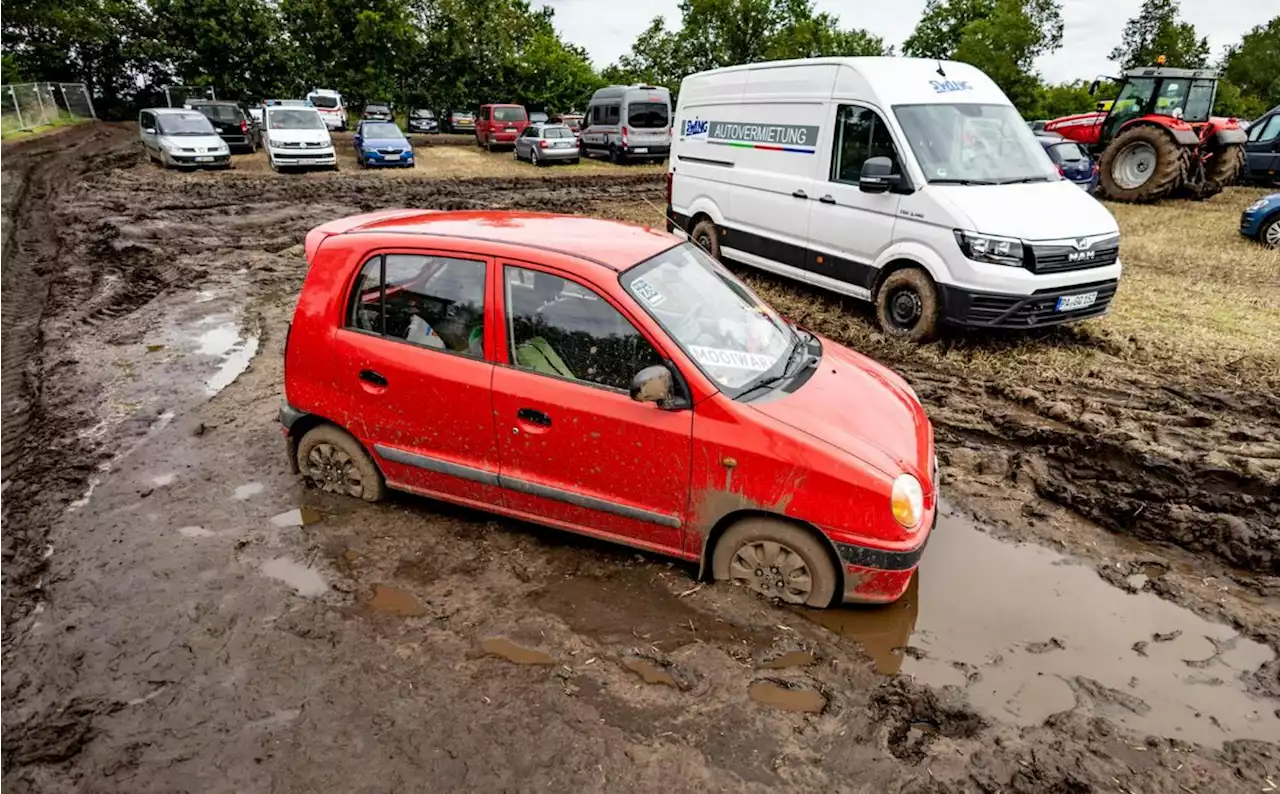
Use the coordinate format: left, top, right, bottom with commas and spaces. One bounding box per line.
485, 138, 493, 153
297, 425, 386, 502
610, 146, 624, 165
1262, 215, 1280, 250
712, 518, 838, 608
513, 146, 521, 161
569, 158, 579, 165
531, 149, 541, 167
875, 268, 941, 343
690, 218, 721, 260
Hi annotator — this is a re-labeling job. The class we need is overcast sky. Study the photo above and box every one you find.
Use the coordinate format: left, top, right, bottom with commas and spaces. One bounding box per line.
534, 0, 1274, 84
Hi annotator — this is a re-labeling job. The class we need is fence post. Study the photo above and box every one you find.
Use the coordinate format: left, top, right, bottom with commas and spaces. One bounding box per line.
10, 85, 26, 131
84, 85, 97, 119
164, 87, 172, 108
33, 83, 49, 125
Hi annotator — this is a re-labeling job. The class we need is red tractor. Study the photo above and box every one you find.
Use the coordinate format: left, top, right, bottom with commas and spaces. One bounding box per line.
1045, 65, 1248, 202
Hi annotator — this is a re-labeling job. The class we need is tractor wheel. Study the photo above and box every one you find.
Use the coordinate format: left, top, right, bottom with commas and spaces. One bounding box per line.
1098, 126, 1184, 202
1203, 144, 1245, 194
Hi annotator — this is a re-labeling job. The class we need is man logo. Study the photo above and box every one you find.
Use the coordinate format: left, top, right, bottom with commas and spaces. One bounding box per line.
1067, 250, 1097, 263
1072, 238, 1092, 251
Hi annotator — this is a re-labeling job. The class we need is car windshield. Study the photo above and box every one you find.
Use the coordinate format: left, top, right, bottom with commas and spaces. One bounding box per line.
894, 103, 1057, 184
269, 109, 325, 130
493, 107, 526, 122
310, 95, 339, 109
158, 113, 216, 135
413, 109, 434, 118
541, 126, 572, 138
1048, 141, 1088, 162
623, 243, 792, 393
362, 123, 404, 140
453, 112, 473, 121
366, 105, 390, 114
529, 112, 548, 122
193, 104, 240, 123
628, 102, 669, 129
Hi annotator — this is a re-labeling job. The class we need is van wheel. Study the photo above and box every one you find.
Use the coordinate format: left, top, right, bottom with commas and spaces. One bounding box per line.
712, 518, 837, 608
297, 425, 385, 502
610, 147, 624, 165
690, 218, 721, 260
875, 268, 941, 343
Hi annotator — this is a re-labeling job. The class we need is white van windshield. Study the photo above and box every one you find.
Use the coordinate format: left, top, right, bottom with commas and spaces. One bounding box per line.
622, 243, 792, 393
894, 103, 1057, 185
269, 109, 325, 130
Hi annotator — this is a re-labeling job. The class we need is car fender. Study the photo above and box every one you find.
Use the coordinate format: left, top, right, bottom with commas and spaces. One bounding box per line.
679, 194, 727, 229
871, 240, 952, 290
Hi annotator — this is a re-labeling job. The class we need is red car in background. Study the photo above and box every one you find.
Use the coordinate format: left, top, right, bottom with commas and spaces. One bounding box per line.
281, 210, 937, 607
475, 104, 528, 150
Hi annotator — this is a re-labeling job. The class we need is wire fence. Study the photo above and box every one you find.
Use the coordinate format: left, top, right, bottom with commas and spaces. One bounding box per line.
1, 82, 97, 134
162, 85, 216, 108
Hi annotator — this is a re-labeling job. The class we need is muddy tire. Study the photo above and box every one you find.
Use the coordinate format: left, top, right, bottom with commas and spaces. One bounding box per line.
569, 158, 579, 165
610, 146, 624, 165
1261, 216, 1280, 250
297, 425, 385, 502
1204, 144, 1245, 191
1098, 125, 1184, 202
531, 148, 541, 167
712, 518, 838, 608
689, 218, 721, 260
875, 268, 941, 343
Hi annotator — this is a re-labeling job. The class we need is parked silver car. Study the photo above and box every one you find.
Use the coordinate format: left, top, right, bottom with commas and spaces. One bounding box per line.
513, 123, 580, 166
139, 108, 231, 169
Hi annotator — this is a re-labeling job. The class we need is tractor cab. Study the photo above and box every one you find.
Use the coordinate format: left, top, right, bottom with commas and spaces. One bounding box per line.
1097, 67, 1218, 143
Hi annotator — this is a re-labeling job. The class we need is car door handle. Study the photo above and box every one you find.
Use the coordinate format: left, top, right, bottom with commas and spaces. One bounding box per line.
517, 408, 551, 427
792, 190, 809, 199
818, 195, 836, 204
359, 369, 388, 387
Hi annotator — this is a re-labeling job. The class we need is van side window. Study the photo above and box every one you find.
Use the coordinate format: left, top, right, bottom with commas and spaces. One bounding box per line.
830, 105, 899, 184
605, 104, 621, 125
347, 254, 487, 358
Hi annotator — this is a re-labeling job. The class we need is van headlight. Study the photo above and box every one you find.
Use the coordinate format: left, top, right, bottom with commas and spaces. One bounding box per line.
954, 230, 1025, 266
891, 474, 924, 530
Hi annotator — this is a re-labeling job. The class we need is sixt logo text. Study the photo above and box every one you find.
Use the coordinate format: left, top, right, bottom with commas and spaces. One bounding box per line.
1067, 250, 1097, 263
929, 79, 972, 94
683, 119, 709, 136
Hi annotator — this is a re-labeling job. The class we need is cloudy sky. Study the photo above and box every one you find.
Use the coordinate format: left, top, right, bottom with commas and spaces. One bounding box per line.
534, 0, 1274, 84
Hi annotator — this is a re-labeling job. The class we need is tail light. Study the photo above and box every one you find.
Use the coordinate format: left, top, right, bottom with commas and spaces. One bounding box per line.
1057, 165, 1066, 177
539, 140, 548, 149
240, 119, 248, 134
1091, 163, 1099, 175
665, 171, 673, 206
622, 126, 629, 146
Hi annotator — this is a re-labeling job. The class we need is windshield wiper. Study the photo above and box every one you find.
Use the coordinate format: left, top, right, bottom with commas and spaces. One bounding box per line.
930, 178, 998, 185
997, 176, 1052, 184
736, 325, 814, 400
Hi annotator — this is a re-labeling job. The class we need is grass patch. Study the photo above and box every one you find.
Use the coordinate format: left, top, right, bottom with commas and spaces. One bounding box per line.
1, 115, 92, 142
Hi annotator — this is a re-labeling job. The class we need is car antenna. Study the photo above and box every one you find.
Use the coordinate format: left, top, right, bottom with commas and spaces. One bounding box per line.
936, 61, 947, 78
639, 195, 710, 251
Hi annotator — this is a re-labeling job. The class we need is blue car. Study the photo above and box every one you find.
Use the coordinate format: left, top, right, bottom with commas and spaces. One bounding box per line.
353, 121, 414, 168
1037, 134, 1098, 193
1240, 193, 1280, 249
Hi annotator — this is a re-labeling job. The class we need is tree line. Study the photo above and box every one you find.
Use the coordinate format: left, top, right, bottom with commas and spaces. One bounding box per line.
2, 0, 1276, 122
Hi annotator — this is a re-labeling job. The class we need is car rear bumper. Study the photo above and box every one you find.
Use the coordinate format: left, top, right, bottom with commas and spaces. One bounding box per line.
938, 279, 1118, 329
623, 143, 670, 158
537, 147, 579, 160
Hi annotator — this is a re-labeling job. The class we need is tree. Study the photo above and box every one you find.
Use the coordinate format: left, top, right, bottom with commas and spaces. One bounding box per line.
1109, 0, 1209, 71
280, 0, 421, 107
1221, 16, 1280, 116
903, 0, 1063, 113
151, 0, 295, 100
1035, 80, 1117, 120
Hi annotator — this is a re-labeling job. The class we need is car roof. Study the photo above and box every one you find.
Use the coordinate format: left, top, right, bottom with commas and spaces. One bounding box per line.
150, 107, 206, 115
323, 211, 678, 272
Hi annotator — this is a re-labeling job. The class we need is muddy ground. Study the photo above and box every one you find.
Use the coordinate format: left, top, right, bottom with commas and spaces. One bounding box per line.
2, 122, 1278, 793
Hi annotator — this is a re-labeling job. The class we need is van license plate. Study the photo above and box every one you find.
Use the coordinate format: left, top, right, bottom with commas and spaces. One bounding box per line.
632, 147, 649, 153
195, 156, 214, 162
1056, 292, 1098, 311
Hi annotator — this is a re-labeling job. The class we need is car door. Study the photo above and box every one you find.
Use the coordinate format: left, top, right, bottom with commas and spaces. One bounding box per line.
1246, 113, 1280, 181
490, 262, 692, 554
806, 103, 902, 299
353, 123, 364, 157
140, 111, 158, 155
330, 249, 503, 507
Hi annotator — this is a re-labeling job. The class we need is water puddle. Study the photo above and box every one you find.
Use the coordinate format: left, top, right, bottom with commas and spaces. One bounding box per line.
233, 482, 264, 501
270, 507, 323, 528
178, 525, 214, 538
479, 637, 556, 666
151, 473, 176, 487
802, 510, 1280, 746
747, 680, 826, 713
260, 557, 328, 597
367, 584, 427, 617
761, 650, 817, 670
623, 658, 681, 688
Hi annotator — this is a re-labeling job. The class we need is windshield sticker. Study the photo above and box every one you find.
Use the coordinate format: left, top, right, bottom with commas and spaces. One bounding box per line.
681, 119, 817, 154
630, 277, 667, 307
930, 79, 973, 94
688, 345, 773, 372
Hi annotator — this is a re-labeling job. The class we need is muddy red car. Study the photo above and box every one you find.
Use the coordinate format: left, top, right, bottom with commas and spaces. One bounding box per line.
280, 211, 937, 605
475, 104, 529, 150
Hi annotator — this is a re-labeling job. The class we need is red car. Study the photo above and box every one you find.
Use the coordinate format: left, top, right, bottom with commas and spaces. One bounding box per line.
281, 210, 937, 606
475, 104, 528, 150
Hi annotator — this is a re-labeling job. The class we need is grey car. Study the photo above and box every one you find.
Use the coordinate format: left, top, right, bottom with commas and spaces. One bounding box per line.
513, 123, 579, 166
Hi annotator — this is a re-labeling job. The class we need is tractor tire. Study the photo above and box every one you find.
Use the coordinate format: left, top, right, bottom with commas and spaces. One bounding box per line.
1204, 144, 1245, 192
1098, 125, 1185, 202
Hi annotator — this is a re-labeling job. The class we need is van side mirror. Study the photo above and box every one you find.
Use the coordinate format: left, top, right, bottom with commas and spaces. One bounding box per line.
859, 156, 898, 194
630, 365, 674, 406
142, 127, 155, 135
1089, 79, 1100, 96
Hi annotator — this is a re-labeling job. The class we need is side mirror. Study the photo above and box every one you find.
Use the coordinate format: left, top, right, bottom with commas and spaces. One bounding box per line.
1089, 79, 1100, 96
859, 156, 899, 194
630, 365, 674, 406
142, 127, 155, 135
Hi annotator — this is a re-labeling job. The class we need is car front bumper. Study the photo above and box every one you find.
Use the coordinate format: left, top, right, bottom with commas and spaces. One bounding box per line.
1240, 208, 1276, 238
360, 151, 414, 166
831, 509, 934, 604
167, 153, 231, 166
271, 150, 336, 166
938, 279, 1119, 329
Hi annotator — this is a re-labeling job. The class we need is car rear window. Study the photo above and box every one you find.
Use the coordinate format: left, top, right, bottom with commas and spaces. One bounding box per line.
366, 105, 390, 113
542, 127, 572, 139
194, 104, 241, 123
493, 107, 527, 122
1049, 142, 1087, 162
627, 102, 669, 129
310, 95, 339, 109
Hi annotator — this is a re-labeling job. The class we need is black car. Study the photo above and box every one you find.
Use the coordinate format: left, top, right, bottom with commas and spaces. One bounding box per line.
407, 108, 438, 134
362, 103, 393, 122
1244, 106, 1280, 186
189, 100, 256, 152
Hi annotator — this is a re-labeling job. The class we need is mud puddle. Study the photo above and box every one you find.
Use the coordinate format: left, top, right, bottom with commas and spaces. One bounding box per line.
805, 509, 1279, 746
747, 680, 827, 713
367, 584, 427, 616
623, 658, 683, 689
270, 506, 323, 527
479, 637, 557, 666
196, 317, 260, 395
260, 557, 328, 597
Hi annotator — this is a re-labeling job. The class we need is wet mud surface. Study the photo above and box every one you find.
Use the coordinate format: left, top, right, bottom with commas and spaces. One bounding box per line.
3, 122, 1279, 792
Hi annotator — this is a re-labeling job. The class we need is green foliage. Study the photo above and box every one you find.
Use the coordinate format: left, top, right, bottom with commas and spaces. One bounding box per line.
606, 0, 886, 89
1032, 80, 1117, 121
1109, 0, 1209, 71
152, 0, 295, 100
1221, 16, 1280, 115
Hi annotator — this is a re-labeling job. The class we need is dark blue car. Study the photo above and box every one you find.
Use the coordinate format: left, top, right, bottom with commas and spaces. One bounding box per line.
1244, 107, 1279, 186
353, 121, 414, 168
1240, 193, 1280, 249
1037, 134, 1098, 193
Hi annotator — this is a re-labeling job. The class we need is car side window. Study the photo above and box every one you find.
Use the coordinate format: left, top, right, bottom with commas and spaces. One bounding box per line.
347, 254, 487, 358
606, 104, 621, 125
1254, 115, 1280, 143
831, 105, 899, 184
503, 265, 662, 391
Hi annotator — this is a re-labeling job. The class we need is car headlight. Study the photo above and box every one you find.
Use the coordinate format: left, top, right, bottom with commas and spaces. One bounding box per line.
1246, 199, 1271, 212
891, 473, 925, 530
954, 230, 1025, 266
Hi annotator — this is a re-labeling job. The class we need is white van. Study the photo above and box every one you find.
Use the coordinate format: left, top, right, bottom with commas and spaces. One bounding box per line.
667, 57, 1122, 341
307, 88, 347, 131
583, 85, 672, 163
262, 102, 337, 172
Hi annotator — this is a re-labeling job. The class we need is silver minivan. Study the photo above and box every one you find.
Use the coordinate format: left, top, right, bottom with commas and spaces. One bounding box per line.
582, 84, 671, 164
139, 108, 231, 169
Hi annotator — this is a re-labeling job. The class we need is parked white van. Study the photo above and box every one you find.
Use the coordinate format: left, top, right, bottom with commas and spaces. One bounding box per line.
667, 57, 1122, 341
307, 88, 348, 131
262, 102, 337, 172
583, 84, 672, 163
